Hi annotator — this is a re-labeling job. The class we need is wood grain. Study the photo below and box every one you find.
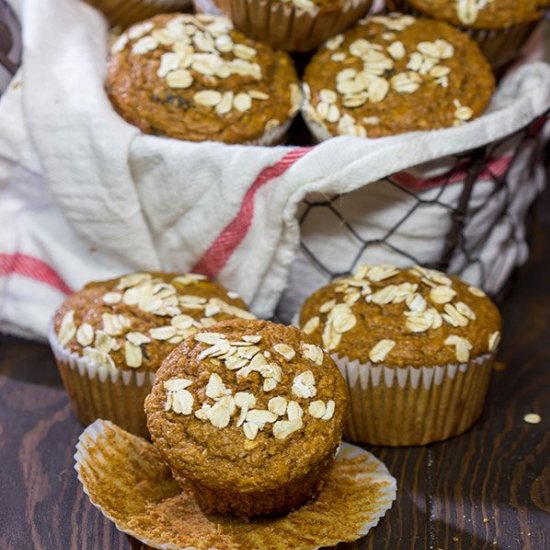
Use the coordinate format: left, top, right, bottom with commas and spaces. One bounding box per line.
427, 221, 550, 550
1, 189, 549, 549
0, 340, 129, 550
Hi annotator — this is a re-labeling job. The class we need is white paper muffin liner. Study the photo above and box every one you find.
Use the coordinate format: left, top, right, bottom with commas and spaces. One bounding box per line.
214, 0, 374, 52
75, 419, 397, 549
387, 0, 541, 69
301, 96, 335, 141
332, 352, 495, 446
248, 118, 293, 146
85, 0, 193, 28
193, 0, 223, 14
48, 322, 155, 437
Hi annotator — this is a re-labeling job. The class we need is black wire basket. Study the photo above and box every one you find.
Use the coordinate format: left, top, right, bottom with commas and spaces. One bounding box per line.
277, 111, 550, 322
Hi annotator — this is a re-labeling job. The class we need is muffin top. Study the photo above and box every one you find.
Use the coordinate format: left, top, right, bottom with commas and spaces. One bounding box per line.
145, 319, 347, 492
106, 14, 301, 144
302, 13, 494, 139
405, 0, 550, 29
53, 272, 253, 373
299, 264, 502, 367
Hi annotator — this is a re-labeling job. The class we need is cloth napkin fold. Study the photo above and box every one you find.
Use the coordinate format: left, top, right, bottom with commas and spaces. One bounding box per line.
1, 0, 549, 340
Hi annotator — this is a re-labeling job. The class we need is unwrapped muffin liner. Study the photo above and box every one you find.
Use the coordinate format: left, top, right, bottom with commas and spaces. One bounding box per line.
387, 0, 540, 69
74, 419, 397, 549
84, 0, 192, 28
48, 323, 155, 438
213, 0, 373, 52
333, 353, 494, 446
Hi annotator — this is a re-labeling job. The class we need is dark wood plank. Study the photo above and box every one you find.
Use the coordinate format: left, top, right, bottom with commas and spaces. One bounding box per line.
360, 446, 429, 550
429, 187, 550, 549
0, 338, 131, 550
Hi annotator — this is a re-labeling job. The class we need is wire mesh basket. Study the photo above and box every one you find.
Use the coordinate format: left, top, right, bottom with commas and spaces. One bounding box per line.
276, 111, 550, 322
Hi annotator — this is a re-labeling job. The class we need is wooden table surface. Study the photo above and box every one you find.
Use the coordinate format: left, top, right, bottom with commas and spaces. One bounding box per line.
1, 188, 549, 550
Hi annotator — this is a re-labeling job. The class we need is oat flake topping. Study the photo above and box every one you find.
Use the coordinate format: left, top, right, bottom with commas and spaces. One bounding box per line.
55, 273, 252, 371
456, 0, 495, 25
111, 14, 301, 123
302, 264, 501, 364
304, 13, 478, 138
163, 332, 336, 441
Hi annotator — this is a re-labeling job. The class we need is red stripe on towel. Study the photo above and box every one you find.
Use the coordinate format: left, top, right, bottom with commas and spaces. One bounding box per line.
0, 253, 72, 295
193, 150, 514, 278
193, 147, 311, 278
392, 155, 512, 191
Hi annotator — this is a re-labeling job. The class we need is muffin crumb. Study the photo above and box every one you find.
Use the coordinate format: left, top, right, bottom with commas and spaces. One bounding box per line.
523, 413, 541, 424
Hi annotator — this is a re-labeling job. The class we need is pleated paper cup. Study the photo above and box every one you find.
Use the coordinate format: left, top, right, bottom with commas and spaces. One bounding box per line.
465, 22, 540, 70
84, 0, 192, 29
193, 0, 223, 15
48, 323, 155, 438
301, 93, 334, 141
333, 353, 494, 446
214, 0, 374, 52
249, 118, 294, 146
387, 0, 540, 69
75, 419, 397, 549
247, 85, 301, 145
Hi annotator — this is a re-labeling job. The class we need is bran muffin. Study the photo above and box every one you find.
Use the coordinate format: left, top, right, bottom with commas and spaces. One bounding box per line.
74, 419, 397, 549
387, 0, 550, 68
302, 13, 495, 140
299, 264, 502, 446
145, 319, 347, 518
106, 13, 302, 144
49, 271, 253, 437
213, 0, 373, 53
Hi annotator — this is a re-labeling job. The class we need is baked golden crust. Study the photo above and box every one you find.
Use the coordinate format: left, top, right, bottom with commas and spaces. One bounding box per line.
145, 319, 347, 517
53, 272, 252, 373
402, 0, 550, 29
106, 14, 301, 144
299, 264, 502, 367
302, 13, 495, 138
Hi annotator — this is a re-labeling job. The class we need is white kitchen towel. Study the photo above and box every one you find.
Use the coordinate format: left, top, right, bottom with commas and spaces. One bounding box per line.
0, 0, 549, 340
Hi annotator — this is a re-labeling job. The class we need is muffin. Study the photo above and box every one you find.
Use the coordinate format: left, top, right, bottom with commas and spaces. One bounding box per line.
299, 264, 502, 446
302, 13, 495, 140
106, 13, 302, 144
212, 0, 373, 52
387, 0, 550, 68
85, 0, 192, 29
49, 271, 253, 437
74, 419, 397, 548
145, 319, 347, 518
